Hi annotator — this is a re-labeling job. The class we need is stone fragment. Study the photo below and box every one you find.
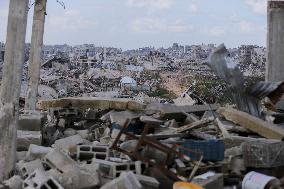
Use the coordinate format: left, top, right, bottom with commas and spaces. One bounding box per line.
3, 175, 23, 189
100, 171, 142, 189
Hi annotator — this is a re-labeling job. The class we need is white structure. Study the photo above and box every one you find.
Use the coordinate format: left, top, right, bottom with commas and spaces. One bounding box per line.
120, 76, 137, 91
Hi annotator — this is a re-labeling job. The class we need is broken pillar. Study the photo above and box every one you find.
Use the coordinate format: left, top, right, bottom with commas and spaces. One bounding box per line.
0, 0, 29, 181
267, 0, 284, 108
25, 0, 47, 110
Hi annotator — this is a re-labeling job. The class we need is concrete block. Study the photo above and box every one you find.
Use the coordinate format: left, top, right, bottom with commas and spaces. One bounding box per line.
54, 134, 84, 153
19, 113, 43, 131
43, 149, 78, 173
26, 144, 53, 161
23, 169, 63, 189
136, 174, 160, 189
3, 175, 23, 189
77, 144, 109, 162
44, 149, 100, 188
17, 159, 44, 179
94, 159, 141, 178
192, 173, 223, 189
100, 171, 142, 189
17, 130, 42, 151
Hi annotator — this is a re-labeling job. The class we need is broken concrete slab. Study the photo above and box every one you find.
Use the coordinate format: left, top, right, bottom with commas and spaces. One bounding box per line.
38, 97, 146, 111
3, 175, 23, 189
54, 134, 84, 153
17, 130, 42, 151
25, 144, 53, 161
218, 107, 284, 140
110, 110, 142, 126
100, 171, 142, 189
145, 103, 219, 121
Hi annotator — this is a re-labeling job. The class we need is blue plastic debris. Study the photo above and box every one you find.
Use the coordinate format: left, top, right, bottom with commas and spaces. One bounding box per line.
182, 139, 224, 161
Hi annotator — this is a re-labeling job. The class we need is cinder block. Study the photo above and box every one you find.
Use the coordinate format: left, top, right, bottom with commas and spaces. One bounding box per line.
23, 169, 63, 189
77, 145, 109, 162
17, 159, 44, 179
43, 149, 78, 173
44, 149, 100, 189
94, 159, 147, 178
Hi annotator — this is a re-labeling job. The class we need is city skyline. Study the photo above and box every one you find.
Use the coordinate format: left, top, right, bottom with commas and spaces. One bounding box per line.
0, 0, 267, 50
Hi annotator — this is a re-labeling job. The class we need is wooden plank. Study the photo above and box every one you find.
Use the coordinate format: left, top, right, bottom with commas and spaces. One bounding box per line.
215, 118, 232, 139
218, 107, 284, 140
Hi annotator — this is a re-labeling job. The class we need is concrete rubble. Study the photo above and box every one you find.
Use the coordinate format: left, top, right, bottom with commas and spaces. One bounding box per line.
2, 0, 284, 187
1, 91, 283, 189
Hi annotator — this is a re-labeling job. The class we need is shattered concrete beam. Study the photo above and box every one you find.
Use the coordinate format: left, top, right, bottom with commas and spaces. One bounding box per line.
146, 103, 219, 120
38, 97, 146, 111
176, 117, 215, 133
218, 107, 284, 140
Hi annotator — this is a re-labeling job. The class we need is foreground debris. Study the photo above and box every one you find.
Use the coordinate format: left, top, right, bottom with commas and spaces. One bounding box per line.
2, 95, 284, 189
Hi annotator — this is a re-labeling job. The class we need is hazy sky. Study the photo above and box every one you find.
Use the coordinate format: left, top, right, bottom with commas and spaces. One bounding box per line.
0, 0, 267, 50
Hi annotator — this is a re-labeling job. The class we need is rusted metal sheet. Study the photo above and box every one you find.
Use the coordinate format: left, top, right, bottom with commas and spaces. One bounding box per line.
208, 44, 284, 118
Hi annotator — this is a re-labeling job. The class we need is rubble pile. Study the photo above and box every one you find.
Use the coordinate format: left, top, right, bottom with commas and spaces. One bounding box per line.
1, 44, 284, 189
1, 93, 284, 189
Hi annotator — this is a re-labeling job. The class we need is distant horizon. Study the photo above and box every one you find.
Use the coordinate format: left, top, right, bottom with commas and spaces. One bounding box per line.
0, 41, 266, 51
0, 0, 267, 49
0, 41, 267, 51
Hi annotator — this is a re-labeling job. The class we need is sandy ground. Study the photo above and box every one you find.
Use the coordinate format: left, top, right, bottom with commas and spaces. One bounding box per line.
160, 73, 186, 96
